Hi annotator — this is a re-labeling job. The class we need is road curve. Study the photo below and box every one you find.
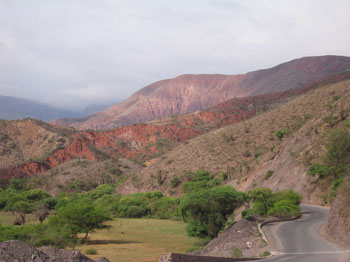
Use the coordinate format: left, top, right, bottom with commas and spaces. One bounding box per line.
263, 205, 349, 262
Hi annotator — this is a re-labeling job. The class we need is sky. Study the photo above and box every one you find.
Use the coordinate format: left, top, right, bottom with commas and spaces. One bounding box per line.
0, 0, 350, 111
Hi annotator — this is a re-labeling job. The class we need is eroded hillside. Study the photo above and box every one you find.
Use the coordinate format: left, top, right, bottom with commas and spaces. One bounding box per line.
126, 79, 350, 203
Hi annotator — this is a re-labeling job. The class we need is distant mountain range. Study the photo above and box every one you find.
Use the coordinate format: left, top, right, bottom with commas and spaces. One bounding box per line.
0, 95, 111, 122
52, 55, 350, 130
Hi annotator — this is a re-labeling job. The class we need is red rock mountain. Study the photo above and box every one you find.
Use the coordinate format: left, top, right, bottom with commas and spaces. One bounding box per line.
2, 70, 350, 185
52, 55, 350, 130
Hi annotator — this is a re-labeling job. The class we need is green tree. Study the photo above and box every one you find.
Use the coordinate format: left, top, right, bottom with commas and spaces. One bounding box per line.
323, 129, 350, 178
49, 199, 111, 248
269, 200, 301, 218
273, 189, 302, 205
12, 201, 31, 225
248, 188, 274, 216
179, 186, 247, 238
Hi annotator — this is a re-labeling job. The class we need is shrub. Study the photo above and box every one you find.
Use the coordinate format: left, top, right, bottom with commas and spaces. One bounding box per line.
324, 129, 350, 178
308, 163, 328, 178
261, 251, 271, 257
269, 200, 301, 218
274, 129, 291, 141
170, 177, 182, 188
264, 170, 274, 180
273, 190, 302, 205
179, 186, 247, 239
85, 248, 97, 255
248, 188, 274, 216
150, 197, 179, 219
245, 188, 301, 218
181, 171, 221, 193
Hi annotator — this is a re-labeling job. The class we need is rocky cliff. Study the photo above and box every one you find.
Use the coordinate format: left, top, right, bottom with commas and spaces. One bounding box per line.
52, 55, 350, 130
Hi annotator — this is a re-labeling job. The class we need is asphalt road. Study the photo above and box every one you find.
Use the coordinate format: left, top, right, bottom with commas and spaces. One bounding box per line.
263, 205, 350, 262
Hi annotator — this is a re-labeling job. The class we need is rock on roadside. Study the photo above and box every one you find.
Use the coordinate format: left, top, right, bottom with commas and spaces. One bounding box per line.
0, 240, 108, 262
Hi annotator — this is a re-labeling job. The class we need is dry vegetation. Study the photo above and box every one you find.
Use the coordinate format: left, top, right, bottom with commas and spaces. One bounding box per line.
132, 80, 350, 202
76, 218, 202, 262
0, 119, 72, 169
32, 158, 144, 196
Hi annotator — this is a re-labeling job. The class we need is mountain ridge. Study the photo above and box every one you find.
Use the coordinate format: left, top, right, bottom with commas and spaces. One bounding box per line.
51, 55, 350, 130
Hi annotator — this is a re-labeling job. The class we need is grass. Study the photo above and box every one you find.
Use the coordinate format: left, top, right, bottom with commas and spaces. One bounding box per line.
0, 211, 37, 226
76, 218, 203, 262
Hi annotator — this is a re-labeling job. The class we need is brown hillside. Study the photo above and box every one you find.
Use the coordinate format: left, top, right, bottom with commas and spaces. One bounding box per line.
327, 179, 350, 245
0, 119, 73, 169
125, 79, 350, 203
2, 72, 350, 191
52, 55, 350, 130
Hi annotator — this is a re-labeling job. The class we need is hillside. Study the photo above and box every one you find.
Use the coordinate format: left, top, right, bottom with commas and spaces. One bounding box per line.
122, 78, 350, 204
52, 55, 350, 130
0, 119, 73, 169
327, 179, 350, 245
0, 95, 83, 121
2, 72, 350, 196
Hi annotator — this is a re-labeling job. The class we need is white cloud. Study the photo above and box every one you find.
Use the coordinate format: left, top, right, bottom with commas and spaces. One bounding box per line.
0, 0, 349, 110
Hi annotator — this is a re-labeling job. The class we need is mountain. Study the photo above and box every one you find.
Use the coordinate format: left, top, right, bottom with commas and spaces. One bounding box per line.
1, 71, 349, 196
118, 75, 350, 202
0, 95, 83, 121
52, 55, 350, 130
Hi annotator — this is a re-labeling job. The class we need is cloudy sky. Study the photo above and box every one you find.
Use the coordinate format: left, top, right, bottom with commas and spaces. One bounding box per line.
0, 0, 350, 111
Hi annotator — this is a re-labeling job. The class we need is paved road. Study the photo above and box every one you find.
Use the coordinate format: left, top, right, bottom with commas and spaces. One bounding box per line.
263, 205, 350, 262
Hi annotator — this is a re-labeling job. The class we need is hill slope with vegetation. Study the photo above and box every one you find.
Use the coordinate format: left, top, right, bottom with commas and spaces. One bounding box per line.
127, 78, 350, 204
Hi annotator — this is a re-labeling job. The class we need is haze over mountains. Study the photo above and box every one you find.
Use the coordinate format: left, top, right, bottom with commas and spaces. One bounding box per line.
52, 55, 350, 130
0, 95, 112, 122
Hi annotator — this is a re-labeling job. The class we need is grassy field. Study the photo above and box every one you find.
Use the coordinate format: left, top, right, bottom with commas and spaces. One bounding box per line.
76, 218, 204, 262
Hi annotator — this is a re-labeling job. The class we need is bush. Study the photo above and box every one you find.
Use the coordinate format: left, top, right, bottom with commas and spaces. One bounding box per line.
273, 190, 302, 205
269, 200, 301, 218
116, 192, 163, 218
181, 171, 221, 193
248, 188, 274, 216
179, 186, 247, 239
150, 197, 179, 219
245, 188, 301, 217
324, 129, 350, 178
264, 170, 274, 180
274, 129, 291, 141
0, 224, 71, 249
170, 177, 182, 188
85, 248, 97, 255
308, 163, 329, 178
86, 184, 115, 200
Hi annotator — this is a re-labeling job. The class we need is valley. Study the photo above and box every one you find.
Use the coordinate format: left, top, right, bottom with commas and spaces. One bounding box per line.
1, 56, 350, 262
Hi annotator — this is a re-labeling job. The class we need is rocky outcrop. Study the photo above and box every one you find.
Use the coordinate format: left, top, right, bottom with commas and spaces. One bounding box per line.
0, 240, 95, 262
52, 55, 350, 130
